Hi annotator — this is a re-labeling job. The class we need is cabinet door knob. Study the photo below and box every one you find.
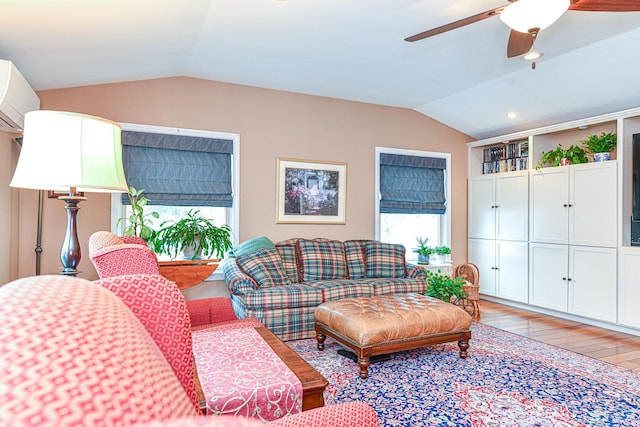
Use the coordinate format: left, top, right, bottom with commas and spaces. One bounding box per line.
562, 277, 567, 281
563, 204, 568, 207
567, 277, 572, 282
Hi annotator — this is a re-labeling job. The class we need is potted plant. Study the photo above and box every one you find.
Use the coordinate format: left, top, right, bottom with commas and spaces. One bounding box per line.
117, 187, 159, 241
412, 237, 433, 264
426, 270, 466, 303
433, 245, 451, 263
536, 144, 588, 168
580, 132, 617, 162
153, 209, 232, 260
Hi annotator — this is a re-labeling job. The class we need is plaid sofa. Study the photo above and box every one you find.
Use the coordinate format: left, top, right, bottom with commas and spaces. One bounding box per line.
223, 238, 427, 341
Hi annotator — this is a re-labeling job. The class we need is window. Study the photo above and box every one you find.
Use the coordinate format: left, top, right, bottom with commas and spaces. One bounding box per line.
375, 147, 450, 261
111, 123, 240, 257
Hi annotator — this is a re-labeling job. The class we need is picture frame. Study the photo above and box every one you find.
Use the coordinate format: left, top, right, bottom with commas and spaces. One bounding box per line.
276, 158, 347, 224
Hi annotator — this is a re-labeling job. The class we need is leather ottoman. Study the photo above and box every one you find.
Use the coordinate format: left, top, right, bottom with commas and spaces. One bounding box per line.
314, 293, 472, 378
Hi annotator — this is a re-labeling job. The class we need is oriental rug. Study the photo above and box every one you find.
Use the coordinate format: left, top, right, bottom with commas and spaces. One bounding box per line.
287, 323, 640, 426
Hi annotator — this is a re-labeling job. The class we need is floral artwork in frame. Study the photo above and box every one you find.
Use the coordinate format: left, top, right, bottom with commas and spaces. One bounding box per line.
276, 158, 347, 224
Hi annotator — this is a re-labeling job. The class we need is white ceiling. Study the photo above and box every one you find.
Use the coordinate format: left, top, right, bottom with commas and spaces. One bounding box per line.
1, 0, 639, 140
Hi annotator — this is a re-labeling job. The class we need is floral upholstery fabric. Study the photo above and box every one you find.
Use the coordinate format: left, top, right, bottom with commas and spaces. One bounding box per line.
296, 239, 347, 281
237, 248, 292, 288
0, 275, 198, 426
192, 327, 303, 421
365, 241, 407, 278
94, 274, 199, 412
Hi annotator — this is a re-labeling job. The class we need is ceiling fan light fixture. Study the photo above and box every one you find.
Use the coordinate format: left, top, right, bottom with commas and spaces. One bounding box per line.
523, 51, 543, 60
500, 0, 570, 33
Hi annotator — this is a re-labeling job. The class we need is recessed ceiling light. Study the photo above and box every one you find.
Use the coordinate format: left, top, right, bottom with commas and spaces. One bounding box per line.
523, 51, 543, 61
507, 112, 518, 119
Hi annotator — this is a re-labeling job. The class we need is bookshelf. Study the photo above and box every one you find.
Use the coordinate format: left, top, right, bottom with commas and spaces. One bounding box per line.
481, 139, 529, 174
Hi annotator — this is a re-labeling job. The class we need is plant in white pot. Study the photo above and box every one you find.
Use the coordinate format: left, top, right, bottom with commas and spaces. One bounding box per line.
580, 132, 617, 162
433, 245, 451, 264
152, 209, 232, 260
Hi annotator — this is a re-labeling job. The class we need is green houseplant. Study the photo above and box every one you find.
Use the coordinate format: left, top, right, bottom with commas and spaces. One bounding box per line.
580, 132, 617, 160
117, 187, 159, 241
536, 144, 588, 168
426, 270, 466, 303
412, 237, 433, 264
153, 209, 232, 260
432, 245, 451, 263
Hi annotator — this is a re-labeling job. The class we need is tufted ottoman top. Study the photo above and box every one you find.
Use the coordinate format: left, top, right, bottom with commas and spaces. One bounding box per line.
315, 293, 472, 346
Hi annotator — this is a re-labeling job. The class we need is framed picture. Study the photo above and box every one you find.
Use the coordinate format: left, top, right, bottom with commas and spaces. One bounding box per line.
276, 158, 347, 224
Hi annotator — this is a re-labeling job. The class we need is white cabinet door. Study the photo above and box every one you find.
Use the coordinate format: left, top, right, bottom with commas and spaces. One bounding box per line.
468, 175, 495, 239
529, 242, 568, 312
468, 238, 496, 296
530, 168, 569, 244
569, 162, 617, 248
568, 245, 616, 323
619, 248, 640, 329
496, 240, 529, 303
495, 171, 529, 241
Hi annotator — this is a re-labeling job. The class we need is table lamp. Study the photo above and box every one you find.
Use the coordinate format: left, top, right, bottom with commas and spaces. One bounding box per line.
10, 110, 128, 276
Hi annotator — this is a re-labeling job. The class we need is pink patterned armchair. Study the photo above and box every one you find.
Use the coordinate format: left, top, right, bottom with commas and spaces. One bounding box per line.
0, 274, 380, 427
89, 230, 241, 328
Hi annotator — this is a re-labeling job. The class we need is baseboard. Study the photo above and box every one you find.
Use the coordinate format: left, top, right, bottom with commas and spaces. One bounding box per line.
481, 295, 640, 337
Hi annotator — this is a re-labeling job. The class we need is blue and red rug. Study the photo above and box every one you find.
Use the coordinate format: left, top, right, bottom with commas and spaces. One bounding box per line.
288, 323, 640, 426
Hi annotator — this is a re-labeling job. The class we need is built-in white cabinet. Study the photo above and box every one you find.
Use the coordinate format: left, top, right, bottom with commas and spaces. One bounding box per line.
468, 171, 528, 241
466, 107, 640, 335
529, 243, 616, 322
618, 248, 640, 329
530, 161, 617, 247
469, 238, 528, 302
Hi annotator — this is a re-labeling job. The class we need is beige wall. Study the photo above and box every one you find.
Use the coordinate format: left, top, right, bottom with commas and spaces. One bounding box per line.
0, 132, 20, 283
10, 77, 472, 280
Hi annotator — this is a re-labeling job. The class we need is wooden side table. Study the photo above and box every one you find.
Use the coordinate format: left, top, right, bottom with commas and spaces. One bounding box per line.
158, 259, 219, 290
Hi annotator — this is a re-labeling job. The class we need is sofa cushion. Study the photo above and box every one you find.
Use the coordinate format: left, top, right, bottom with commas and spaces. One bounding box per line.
343, 240, 369, 279
237, 248, 292, 288
276, 238, 300, 283
232, 236, 276, 257
240, 283, 323, 310
297, 239, 347, 282
358, 277, 427, 296
365, 241, 406, 278
308, 279, 375, 301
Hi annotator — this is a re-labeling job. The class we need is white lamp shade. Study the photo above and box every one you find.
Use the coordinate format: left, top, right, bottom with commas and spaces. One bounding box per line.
500, 0, 570, 33
10, 110, 128, 193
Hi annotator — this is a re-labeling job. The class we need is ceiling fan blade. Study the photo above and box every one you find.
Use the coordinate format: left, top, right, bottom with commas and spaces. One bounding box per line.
507, 30, 535, 58
569, 0, 640, 12
405, 6, 507, 42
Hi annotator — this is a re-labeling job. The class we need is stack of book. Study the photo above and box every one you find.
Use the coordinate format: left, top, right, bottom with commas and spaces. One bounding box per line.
482, 140, 529, 174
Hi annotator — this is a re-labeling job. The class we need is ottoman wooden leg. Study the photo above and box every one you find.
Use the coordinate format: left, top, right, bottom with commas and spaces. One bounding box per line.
458, 331, 471, 359
316, 329, 326, 351
358, 356, 370, 379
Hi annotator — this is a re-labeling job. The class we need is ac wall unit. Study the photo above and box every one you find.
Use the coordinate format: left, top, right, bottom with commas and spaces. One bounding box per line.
0, 59, 40, 133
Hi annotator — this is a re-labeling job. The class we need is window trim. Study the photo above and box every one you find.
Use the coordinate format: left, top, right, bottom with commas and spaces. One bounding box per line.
374, 147, 451, 246
110, 122, 240, 246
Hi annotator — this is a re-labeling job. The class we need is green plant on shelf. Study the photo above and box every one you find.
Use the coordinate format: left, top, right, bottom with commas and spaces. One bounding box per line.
117, 187, 159, 241
536, 144, 588, 169
580, 132, 617, 154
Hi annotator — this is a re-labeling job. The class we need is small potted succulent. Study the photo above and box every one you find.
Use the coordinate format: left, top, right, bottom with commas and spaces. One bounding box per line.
536, 144, 588, 168
580, 132, 617, 162
152, 209, 232, 260
412, 236, 433, 264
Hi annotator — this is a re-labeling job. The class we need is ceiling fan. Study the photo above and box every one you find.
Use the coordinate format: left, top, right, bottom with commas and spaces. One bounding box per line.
405, 0, 640, 59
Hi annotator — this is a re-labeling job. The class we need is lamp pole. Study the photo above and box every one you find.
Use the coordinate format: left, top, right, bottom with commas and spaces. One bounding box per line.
58, 188, 87, 276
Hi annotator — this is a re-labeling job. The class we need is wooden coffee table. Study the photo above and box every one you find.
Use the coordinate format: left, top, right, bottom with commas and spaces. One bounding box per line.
194, 327, 327, 413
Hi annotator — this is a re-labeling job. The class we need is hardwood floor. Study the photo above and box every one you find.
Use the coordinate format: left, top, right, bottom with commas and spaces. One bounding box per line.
478, 299, 640, 372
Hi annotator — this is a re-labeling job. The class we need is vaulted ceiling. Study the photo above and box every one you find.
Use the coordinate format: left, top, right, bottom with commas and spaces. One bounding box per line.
2, 0, 639, 139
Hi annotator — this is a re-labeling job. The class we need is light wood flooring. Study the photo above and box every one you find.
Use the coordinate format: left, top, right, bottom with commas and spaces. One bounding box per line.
479, 299, 640, 372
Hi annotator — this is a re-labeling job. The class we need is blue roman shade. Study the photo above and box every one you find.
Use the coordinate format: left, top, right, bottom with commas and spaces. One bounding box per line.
121, 131, 233, 207
379, 153, 446, 214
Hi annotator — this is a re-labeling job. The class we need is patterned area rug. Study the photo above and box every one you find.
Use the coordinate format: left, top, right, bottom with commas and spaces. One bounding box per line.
287, 323, 640, 426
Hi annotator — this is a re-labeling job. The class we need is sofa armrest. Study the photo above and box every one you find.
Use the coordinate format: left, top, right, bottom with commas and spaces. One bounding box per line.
90, 244, 160, 278
406, 263, 427, 280
186, 297, 239, 327
121, 235, 148, 245
223, 258, 259, 295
